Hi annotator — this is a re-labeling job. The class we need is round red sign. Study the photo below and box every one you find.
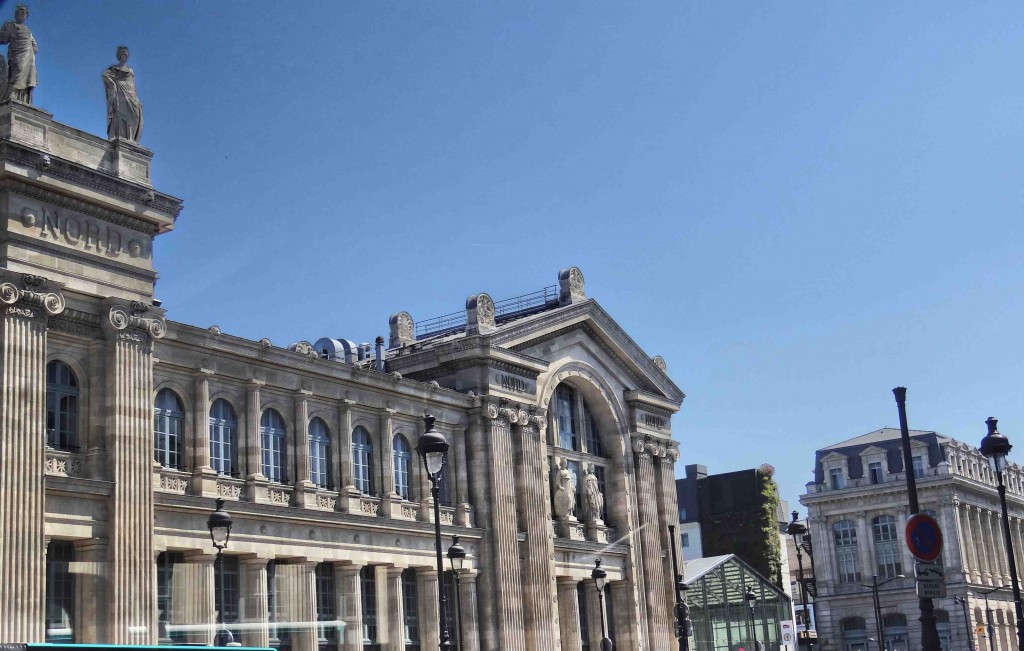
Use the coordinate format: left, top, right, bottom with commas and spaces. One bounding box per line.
906, 513, 943, 562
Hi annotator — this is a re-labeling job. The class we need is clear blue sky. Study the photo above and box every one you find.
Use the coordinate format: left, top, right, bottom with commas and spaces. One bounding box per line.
25, 0, 1024, 512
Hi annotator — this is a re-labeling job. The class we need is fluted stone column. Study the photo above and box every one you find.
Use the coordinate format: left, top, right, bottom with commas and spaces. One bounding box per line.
380, 410, 397, 510
514, 412, 559, 650
281, 561, 317, 651
102, 299, 165, 644
632, 435, 672, 649
477, 402, 526, 650
973, 507, 993, 583
1012, 519, 1024, 581
73, 539, 108, 643
334, 564, 363, 651
898, 507, 916, 577
950, 498, 970, 578
963, 504, 983, 583
0, 272, 64, 643
856, 513, 873, 578
386, 567, 406, 651
178, 553, 215, 645
240, 557, 269, 648
191, 369, 217, 496
459, 569, 481, 651
417, 568, 441, 651
984, 509, 1002, 583
655, 444, 683, 618
556, 578, 582, 651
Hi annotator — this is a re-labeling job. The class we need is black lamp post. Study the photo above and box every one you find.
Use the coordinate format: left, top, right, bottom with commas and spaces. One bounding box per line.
418, 414, 453, 650
745, 586, 760, 651
861, 574, 905, 651
592, 559, 613, 651
447, 536, 466, 651
787, 511, 812, 649
207, 498, 234, 647
980, 417, 1024, 651
668, 524, 690, 651
953, 594, 975, 651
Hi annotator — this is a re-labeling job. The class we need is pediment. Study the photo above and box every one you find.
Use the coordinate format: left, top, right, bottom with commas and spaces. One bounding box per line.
820, 451, 847, 464
859, 445, 887, 457
490, 299, 684, 406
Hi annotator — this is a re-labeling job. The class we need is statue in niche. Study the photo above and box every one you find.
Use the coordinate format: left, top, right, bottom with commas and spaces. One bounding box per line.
552, 458, 576, 518
0, 4, 37, 104
583, 463, 604, 523
103, 46, 143, 142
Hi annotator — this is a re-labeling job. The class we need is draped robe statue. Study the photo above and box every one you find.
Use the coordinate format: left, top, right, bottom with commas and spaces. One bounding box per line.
583, 464, 604, 523
0, 4, 37, 104
552, 458, 576, 518
103, 46, 143, 142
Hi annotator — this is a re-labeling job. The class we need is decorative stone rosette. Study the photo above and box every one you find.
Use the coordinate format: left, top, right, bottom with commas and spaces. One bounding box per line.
0, 273, 66, 319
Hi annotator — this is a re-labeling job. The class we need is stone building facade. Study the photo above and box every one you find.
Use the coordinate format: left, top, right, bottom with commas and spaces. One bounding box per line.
0, 99, 686, 649
801, 428, 1024, 651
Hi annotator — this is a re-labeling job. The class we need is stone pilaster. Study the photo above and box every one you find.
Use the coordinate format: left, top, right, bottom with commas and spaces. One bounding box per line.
480, 401, 527, 651
556, 577, 582, 651
632, 435, 672, 649
102, 299, 165, 644
855, 513, 873, 579
514, 411, 559, 650
246, 379, 266, 480
417, 568, 441, 651
454, 425, 473, 527
386, 567, 405, 651
293, 390, 317, 508
458, 570, 481, 651
283, 561, 317, 651
379, 409, 397, 516
655, 444, 683, 617
0, 272, 64, 643
239, 557, 269, 648
334, 564, 363, 651
583, 580, 604, 649
982, 508, 1000, 583
73, 539, 108, 643
336, 400, 357, 511
191, 369, 217, 496
963, 504, 983, 583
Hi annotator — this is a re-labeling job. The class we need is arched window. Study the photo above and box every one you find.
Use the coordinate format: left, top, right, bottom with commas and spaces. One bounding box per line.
46, 361, 79, 451
882, 614, 908, 651
841, 618, 867, 651
833, 520, 860, 583
872, 515, 902, 579
209, 399, 238, 477
154, 389, 185, 469
393, 434, 412, 500
261, 409, 287, 483
549, 383, 609, 526
309, 418, 331, 489
352, 427, 374, 495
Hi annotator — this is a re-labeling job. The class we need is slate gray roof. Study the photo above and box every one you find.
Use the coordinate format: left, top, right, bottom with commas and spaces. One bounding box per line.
821, 428, 950, 451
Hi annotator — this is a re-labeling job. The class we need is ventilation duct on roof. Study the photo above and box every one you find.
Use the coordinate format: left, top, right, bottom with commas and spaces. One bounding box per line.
313, 337, 359, 364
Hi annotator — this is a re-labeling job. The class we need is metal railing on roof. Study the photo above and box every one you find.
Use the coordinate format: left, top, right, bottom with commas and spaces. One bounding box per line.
415, 285, 559, 340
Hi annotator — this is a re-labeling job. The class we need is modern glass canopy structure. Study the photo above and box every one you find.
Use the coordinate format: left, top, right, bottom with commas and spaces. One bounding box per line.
685, 554, 793, 651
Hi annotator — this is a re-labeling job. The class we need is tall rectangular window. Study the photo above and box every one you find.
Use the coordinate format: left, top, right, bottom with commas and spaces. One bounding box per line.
401, 569, 420, 650
156, 551, 186, 644
360, 567, 378, 648
444, 571, 458, 649
681, 533, 690, 547
267, 561, 292, 651
833, 520, 860, 583
912, 456, 925, 479
215, 556, 241, 640
45, 541, 75, 642
556, 385, 579, 451
868, 462, 883, 485
873, 516, 903, 579
829, 467, 844, 490
261, 410, 287, 484
315, 563, 338, 651
578, 583, 591, 649
210, 399, 237, 476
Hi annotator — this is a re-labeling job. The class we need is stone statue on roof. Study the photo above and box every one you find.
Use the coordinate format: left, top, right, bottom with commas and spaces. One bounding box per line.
0, 4, 38, 104
103, 46, 143, 142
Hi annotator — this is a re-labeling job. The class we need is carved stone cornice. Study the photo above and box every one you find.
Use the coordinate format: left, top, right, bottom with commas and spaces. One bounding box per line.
0, 143, 182, 222
0, 271, 65, 320
48, 308, 101, 339
103, 299, 166, 343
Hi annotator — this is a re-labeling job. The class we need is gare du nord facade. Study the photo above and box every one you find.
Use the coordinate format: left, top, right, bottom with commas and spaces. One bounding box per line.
0, 99, 687, 651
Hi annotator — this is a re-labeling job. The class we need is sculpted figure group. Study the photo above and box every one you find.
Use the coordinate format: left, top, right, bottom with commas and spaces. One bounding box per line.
552, 458, 605, 524
0, 4, 144, 143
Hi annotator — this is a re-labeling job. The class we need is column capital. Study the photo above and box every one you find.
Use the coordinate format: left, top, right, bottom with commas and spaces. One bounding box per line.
0, 270, 66, 319
249, 378, 266, 388
556, 575, 580, 586
102, 298, 166, 341
295, 388, 314, 398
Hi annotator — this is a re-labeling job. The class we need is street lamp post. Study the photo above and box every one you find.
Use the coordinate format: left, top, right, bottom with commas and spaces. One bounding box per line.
592, 559, 613, 651
207, 498, 234, 647
952, 595, 974, 651
861, 574, 905, 651
668, 523, 690, 651
447, 536, 466, 651
418, 414, 454, 651
787, 511, 812, 650
979, 417, 1024, 651
745, 586, 760, 651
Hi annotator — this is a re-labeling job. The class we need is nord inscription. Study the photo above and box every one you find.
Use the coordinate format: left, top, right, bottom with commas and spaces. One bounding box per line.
19, 206, 148, 260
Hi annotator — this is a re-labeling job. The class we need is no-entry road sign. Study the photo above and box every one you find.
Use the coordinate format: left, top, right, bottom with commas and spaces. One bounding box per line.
906, 513, 943, 563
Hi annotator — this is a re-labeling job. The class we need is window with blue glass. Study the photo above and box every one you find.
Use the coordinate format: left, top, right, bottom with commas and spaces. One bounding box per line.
352, 427, 374, 495
209, 399, 237, 476
214, 555, 241, 641
393, 434, 412, 500
315, 563, 338, 651
156, 551, 186, 644
401, 569, 420, 651
46, 360, 79, 451
555, 384, 579, 450
309, 418, 332, 489
360, 566, 379, 649
45, 540, 75, 642
154, 389, 185, 469
261, 409, 287, 483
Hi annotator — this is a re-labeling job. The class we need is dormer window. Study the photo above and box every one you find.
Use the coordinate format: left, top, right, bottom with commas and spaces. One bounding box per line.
868, 462, 883, 485
830, 467, 845, 490
912, 455, 925, 479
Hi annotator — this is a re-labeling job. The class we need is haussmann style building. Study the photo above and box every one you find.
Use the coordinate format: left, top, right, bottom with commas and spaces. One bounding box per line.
0, 43, 688, 651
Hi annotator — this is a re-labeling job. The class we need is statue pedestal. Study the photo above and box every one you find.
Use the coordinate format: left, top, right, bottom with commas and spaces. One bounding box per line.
586, 518, 606, 543
557, 516, 586, 541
